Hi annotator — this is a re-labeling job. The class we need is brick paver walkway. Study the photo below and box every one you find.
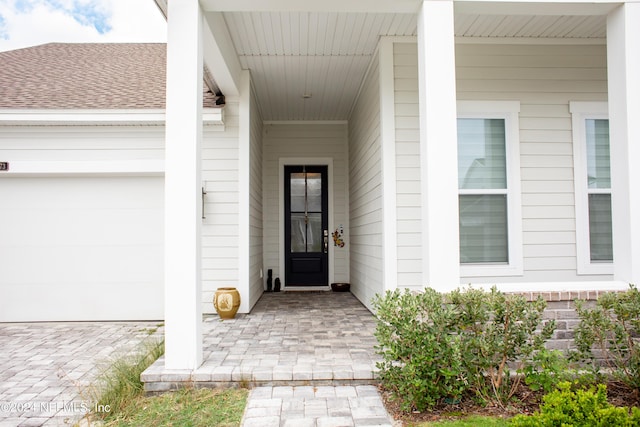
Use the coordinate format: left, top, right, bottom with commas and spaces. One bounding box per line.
0, 322, 163, 427
142, 292, 396, 426
241, 385, 394, 427
143, 292, 382, 390
0, 292, 395, 426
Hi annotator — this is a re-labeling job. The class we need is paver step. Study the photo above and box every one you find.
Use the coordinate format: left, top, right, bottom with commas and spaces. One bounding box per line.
240, 386, 395, 427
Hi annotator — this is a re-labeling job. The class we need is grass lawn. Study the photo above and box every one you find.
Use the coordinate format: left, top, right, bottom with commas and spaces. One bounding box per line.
82, 335, 249, 427
100, 387, 249, 427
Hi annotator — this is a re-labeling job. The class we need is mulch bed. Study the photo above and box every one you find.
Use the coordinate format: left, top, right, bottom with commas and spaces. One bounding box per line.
381, 381, 640, 426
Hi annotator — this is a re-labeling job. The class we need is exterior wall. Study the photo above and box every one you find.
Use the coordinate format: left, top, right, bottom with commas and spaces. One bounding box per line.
348, 50, 384, 309
393, 42, 423, 290
249, 86, 264, 308
202, 103, 241, 313
516, 290, 603, 352
392, 42, 609, 286
0, 109, 244, 319
0, 126, 165, 161
457, 43, 608, 284
0, 125, 165, 321
262, 122, 349, 286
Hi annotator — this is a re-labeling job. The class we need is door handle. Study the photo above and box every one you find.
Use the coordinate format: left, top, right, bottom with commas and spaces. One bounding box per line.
323, 230, 328, 254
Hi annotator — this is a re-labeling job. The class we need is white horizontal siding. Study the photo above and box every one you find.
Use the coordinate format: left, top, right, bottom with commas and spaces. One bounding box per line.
202, 102, 240, 313
393, 41, 422, 290
348, 49, 383, 309
394, 42, 608, 285
249, 85, 264, 309
0, 126, 165, 161
458, 43, 608, 283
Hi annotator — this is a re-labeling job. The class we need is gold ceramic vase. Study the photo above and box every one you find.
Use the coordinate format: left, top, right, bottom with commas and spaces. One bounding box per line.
213, 287, 241, 319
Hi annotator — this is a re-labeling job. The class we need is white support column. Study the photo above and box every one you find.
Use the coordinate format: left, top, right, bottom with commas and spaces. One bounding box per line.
379, 37, 398, 291
164, 0, 204, 370
238, 70, 251, 313
607, 3, 640, 284
417, 0, 460, 291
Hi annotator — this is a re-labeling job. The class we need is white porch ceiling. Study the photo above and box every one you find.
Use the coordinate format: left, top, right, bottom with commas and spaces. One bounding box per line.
193, 3, 609, 121
218, 12, 417, 121
455, 14, 606, 38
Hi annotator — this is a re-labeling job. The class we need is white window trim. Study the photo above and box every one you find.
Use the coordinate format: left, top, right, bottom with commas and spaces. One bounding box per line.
570, 101, 613, 275
457, 101, 523, 277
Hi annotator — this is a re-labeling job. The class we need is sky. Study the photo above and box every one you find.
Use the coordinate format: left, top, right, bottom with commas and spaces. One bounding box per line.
0, 0, 167, 52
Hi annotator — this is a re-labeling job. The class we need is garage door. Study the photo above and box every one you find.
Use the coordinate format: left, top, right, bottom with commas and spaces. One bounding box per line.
0, 176, 164, 321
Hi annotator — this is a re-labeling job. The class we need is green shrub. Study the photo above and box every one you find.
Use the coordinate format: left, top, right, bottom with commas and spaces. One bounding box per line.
522, 349, 570, 394
572, 285, 640, 389
373, 287, 555, 410
373, 288, 466, 412
450, 287, 555, 405
510, 382, 640, 426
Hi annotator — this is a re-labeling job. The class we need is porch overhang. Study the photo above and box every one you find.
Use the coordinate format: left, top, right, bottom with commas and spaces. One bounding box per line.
159, 0, 640, 372
156, 0, 614, 122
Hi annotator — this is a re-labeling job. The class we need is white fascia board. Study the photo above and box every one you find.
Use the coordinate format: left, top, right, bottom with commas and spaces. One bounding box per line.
456, 37, 606, 45
0, 160, 165, 176
201, 0, 421, 13
0, 108, 224, 126
455, 1, 620, 17
203, 13, 242, 97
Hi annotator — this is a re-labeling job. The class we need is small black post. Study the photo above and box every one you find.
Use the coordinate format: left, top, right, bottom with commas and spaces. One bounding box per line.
266, 269, 273, 292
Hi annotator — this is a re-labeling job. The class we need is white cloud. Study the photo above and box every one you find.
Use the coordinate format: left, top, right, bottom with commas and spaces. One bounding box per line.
0, 0, 166, 52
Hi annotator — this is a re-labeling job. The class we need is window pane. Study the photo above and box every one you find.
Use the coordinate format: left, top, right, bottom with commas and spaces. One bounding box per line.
459, 195, 508, 263
589, 194, 613, 262
458, 119, 507, 190
306, 173, 322, 212
307, 213, 322, 252
586, 119, 610, 189
290, 173, 306, 212
290, 213, 306, 252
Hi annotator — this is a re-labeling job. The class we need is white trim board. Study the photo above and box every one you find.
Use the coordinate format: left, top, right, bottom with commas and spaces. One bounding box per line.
0, 109, 224, 127
457, 100, 524, 277
570, 101, 613, 275
0, 160, 165, 176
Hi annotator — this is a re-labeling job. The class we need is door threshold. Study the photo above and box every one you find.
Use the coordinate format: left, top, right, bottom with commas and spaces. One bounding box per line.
282, 286, 330, 291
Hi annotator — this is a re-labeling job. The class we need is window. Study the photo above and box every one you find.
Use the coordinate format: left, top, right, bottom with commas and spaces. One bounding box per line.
571, 102, 613, 275
457, 101, 523, 277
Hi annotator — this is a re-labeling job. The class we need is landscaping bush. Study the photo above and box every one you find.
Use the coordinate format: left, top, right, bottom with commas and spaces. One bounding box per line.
373, 287, 556, 410
510, 381, 640, 426
521, 348, 571, 394
572, 285, 640, 390
373, 288, 466, 412
450, 287, 555, 405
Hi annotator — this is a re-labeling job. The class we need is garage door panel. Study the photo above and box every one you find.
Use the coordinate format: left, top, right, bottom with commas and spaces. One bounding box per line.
0, 176, 164, 321
2, 245, 163, 283
2, 210, 163, 246
2, 177, 163, 208
0, 282, 163, 321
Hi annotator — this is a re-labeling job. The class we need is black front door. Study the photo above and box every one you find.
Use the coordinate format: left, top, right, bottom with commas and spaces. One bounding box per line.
284, 165, 329, 286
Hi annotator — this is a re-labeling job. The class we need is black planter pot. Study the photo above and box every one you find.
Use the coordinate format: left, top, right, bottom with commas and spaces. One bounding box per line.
331, 282, 350, 292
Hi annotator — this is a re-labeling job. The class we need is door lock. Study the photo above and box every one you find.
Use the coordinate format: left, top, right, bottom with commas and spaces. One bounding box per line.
323, 229, 328, 254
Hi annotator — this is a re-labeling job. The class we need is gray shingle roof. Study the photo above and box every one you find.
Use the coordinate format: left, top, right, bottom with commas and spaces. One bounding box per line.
0, 43, 219, 109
